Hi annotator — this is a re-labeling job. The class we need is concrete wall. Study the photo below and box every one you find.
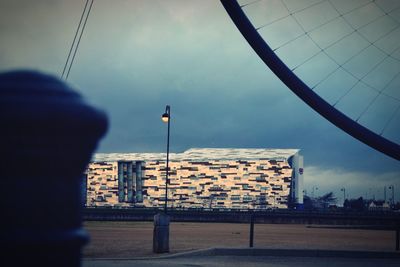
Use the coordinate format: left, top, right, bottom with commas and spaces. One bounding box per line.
83, 208, 400, 226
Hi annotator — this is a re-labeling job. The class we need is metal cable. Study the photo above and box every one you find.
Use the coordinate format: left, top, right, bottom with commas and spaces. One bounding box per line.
64, 0, 94, 80
61, 0, 89, 80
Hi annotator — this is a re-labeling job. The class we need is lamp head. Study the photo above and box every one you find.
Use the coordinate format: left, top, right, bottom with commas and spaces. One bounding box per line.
161, 112, 169, 123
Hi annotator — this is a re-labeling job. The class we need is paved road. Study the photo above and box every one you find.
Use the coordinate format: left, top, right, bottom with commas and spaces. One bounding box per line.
84, 255, 400, 267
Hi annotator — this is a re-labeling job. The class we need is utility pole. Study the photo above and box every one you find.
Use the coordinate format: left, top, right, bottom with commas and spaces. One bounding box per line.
384, 186, 387, 203
341, 188, 346, 207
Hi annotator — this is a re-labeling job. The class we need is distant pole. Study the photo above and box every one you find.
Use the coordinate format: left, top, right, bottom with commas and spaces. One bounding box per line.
389, 185, 395, 206
384, 186, 387, 203
249, 213, 254, 247
209, 194, 214, 209
162, 105, 171, 213
341, 188, 346, 206
312, 187, 318, 198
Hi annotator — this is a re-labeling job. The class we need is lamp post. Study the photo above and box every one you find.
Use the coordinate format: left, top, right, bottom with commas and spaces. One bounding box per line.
341, 187, 346, 206
153, 105, 171, 253
388, 185, 395, 206
384, 185, 387, 203
312, 187, 318, 198
161, 105, 170, 213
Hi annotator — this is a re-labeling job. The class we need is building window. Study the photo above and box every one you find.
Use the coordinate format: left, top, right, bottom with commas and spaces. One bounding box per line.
243, 195, 252, 201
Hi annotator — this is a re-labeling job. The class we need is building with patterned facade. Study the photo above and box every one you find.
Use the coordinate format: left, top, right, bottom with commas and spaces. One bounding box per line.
85, 148, 304, 209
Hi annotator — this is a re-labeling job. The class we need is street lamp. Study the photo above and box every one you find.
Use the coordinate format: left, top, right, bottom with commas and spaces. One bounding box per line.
161, 105, 170, 213
388, 185, 395, 206
341, 187, 346, 206
312, 187, 318, 198
153, 105, 171, 254
384, 185, 387, 203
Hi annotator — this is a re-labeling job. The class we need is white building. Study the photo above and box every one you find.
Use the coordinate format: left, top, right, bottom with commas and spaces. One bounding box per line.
85, 148, 304, 209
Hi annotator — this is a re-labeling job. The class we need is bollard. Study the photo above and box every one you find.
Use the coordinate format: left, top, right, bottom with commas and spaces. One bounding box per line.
249, 213, 254, 247
153, 213, 170, 253
0, 70, 108, 266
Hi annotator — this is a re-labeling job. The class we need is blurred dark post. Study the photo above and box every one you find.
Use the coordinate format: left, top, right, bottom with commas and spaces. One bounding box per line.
153, 213, 170, 253
0, 70, 108, 266
249, 212, 255, 247
396, 225, 399, 251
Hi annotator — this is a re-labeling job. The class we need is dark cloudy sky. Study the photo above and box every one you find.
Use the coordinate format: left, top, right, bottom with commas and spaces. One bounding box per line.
0, 0, 399, 202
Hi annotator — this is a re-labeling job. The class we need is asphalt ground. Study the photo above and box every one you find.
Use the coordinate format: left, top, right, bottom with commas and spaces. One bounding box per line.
83, 250, 400, 267
83, 256, 400, 267
83, 221, 398, 258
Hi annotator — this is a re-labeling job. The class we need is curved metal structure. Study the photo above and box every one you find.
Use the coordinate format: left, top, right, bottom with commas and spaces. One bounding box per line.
221, 0, 400, 161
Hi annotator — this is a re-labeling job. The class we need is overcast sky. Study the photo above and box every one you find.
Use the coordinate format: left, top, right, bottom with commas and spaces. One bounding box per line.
0, 0, 399, 202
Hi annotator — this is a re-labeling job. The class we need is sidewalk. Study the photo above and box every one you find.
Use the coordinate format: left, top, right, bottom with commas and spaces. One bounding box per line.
83, 247, 400, 267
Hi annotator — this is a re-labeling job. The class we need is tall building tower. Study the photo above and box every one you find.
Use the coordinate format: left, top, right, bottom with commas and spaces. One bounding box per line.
288, 152, 304, 209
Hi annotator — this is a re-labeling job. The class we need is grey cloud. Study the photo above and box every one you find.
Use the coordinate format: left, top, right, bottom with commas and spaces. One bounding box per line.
0, 0, 398, 183
305, 166, 400, 202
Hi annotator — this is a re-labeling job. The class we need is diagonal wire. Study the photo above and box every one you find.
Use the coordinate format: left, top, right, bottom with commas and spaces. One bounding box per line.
324, 1, 400, 107
332, 43, 400, 108
255, 0, 326, 30
61, 0, 89, 80
278, 0, 400, 135
356, 70, 400, 135
242, 0, 400, 138
275, 0, 400, 104
355, 51, 400, 120
283, 2, 399, 72
332, 36, 400, 105
240, 0, 263, 8
380, 103, 400, 135
328, 0, 400, 64
311, 22, 400, 92
373, 1, 400, 25
263, 0, 373, 51
65, 0, 95, 80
